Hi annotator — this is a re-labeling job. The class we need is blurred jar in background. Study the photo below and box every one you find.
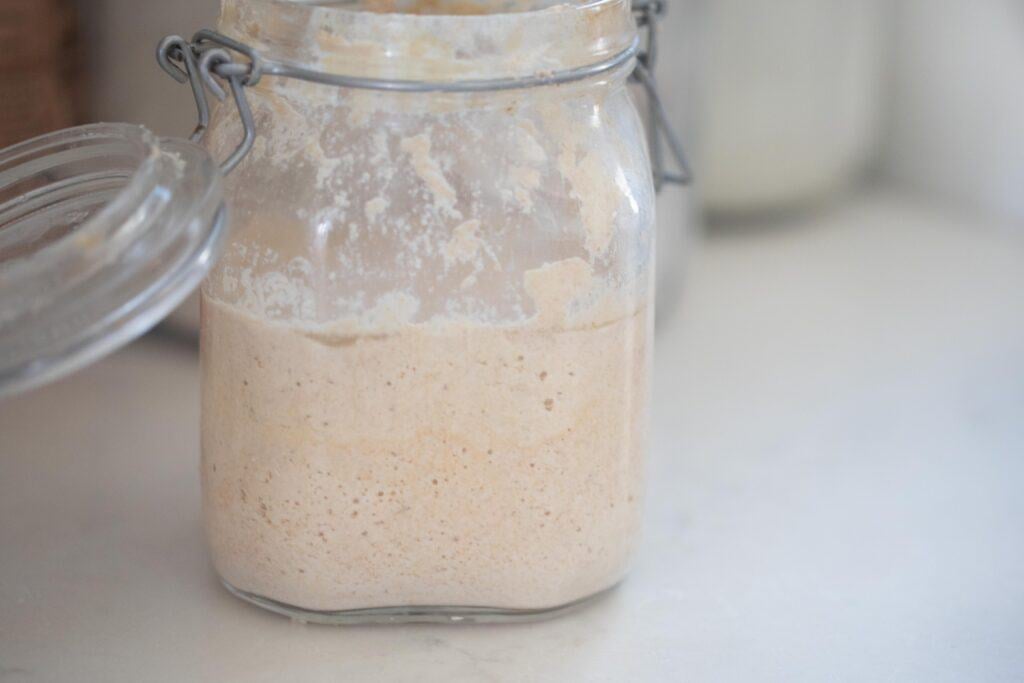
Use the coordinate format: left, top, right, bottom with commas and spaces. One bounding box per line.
698, 0, 885, 216
0, 0, 81, 147
883, 0, 1024, 222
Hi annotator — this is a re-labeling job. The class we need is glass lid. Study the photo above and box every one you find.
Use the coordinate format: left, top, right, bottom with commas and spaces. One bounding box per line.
0, 123, 227, 398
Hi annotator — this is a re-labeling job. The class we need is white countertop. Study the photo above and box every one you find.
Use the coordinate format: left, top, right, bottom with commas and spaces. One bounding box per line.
2, 191, 1023, 682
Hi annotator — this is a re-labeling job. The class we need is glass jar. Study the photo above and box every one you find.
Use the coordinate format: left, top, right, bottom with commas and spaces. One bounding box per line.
198, 0, 655, 622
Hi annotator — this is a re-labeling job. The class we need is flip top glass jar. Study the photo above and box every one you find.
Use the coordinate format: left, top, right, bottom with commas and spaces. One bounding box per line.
196, 0, 661, 622
0, 0, 690, 623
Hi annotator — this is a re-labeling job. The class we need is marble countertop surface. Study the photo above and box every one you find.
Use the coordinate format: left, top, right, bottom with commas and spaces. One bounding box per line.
2, 191, 1023, 682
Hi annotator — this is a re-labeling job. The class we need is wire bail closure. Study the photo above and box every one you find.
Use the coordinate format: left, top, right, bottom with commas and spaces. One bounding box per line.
156, 34, 256, 174
156, 2, 691, 186
632, 0, 692, 189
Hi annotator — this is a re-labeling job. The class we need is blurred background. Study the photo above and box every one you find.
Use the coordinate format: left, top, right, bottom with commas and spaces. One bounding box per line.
2, 1, 1023, 679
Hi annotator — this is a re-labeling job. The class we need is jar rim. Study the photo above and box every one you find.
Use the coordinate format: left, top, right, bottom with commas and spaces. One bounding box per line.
252, 0, 617, 20
219, 0, 637, 83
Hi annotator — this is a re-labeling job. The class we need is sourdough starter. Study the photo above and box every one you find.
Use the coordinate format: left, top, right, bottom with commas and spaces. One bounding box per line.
200, 292, 649, 611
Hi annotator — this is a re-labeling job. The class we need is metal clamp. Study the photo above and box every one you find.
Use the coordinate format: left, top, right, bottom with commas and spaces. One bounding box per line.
157, 4, 691, 186
633, 0, 692, 189
157, 34, 256, 174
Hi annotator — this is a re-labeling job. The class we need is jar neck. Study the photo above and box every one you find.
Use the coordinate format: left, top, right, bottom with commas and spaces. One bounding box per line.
217, 0, 637, 84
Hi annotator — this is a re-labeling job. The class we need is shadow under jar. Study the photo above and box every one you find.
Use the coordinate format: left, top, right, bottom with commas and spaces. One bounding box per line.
199, 0, 655, 623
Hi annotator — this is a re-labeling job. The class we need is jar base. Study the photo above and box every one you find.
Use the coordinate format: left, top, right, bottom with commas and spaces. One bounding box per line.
220, 579, 619, 625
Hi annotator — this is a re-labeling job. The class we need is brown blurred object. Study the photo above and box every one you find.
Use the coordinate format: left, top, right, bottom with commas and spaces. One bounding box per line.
0, 0, 82, 148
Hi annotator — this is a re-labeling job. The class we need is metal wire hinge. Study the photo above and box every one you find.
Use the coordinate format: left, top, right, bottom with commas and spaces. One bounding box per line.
157, 5, 691, 186
157, 33, 257, 174
632, 0, 692, 189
